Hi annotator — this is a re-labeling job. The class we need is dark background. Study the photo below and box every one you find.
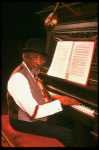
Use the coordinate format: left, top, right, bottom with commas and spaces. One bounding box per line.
1, 2, 56, 102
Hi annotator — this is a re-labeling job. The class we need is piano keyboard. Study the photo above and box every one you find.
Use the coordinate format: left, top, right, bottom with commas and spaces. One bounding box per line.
71, 105, 95, 117
49, 91, 95, 117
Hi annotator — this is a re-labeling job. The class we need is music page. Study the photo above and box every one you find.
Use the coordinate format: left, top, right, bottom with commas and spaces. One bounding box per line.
67, 41, 96, 85
47, 41, 73, 79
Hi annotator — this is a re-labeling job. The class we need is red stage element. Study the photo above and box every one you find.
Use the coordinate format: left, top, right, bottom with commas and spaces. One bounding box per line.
1, 115, 64, 147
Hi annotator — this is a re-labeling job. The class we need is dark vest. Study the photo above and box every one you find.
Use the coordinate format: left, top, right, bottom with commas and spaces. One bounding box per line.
7, 63, 52, 122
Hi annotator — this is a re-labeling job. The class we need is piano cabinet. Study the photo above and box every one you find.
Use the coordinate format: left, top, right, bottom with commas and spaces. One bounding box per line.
63, 105, 98, 147
90, 111, 98, 141
37, 2, 98, 147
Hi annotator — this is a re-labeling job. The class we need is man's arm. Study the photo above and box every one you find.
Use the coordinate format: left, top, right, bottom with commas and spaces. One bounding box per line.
7, 73, 63, 120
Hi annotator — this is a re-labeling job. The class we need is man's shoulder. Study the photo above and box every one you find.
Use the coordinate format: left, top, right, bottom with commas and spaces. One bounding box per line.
8, 71, 28, 85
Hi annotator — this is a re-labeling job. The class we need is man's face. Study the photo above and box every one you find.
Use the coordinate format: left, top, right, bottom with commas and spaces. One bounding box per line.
23, 52, 46, 71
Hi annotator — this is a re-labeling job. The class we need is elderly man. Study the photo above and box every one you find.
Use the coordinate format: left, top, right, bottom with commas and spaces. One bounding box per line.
7, 38, 79, 147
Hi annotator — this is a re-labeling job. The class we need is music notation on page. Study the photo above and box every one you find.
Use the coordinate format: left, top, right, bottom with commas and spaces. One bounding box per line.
47, 41, 96, 85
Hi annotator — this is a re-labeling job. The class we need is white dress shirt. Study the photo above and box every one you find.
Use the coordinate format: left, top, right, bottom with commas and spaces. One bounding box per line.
7, 64, 63, 120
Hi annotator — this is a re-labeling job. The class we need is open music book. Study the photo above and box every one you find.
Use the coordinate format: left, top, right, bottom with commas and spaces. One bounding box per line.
47, 41, 96, 85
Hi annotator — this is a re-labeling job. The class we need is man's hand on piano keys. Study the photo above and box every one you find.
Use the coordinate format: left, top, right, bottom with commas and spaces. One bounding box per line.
51, 94, 80, 105
58, 96, 80, 106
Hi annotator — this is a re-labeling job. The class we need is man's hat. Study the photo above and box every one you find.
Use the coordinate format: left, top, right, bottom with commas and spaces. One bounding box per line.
22, 38, 48, 57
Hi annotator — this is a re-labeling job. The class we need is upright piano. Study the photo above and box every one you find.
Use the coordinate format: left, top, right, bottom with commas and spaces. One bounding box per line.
36, 2, 98, 147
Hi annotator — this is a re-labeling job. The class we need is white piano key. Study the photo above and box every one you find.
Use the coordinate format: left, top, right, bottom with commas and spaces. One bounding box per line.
71, 105, 95, 117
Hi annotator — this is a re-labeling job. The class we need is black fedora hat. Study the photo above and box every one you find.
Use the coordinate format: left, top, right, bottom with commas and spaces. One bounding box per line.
22, 38, 48, 57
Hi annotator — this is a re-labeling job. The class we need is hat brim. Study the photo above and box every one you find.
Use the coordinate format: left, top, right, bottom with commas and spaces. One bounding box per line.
22, 48, 48, 57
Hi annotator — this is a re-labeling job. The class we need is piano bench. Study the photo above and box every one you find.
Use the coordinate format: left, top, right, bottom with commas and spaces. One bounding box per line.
1, 115, 64, 147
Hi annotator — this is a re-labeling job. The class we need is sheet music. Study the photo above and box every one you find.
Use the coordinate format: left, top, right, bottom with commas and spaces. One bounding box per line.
47, 41, 73, 79
67, 41, 95, 85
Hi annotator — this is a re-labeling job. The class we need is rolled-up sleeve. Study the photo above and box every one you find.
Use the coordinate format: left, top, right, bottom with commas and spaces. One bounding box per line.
7, 73, 63, 120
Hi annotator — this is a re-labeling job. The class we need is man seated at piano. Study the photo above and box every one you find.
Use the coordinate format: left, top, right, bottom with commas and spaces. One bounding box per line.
7, 38, 80, 147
